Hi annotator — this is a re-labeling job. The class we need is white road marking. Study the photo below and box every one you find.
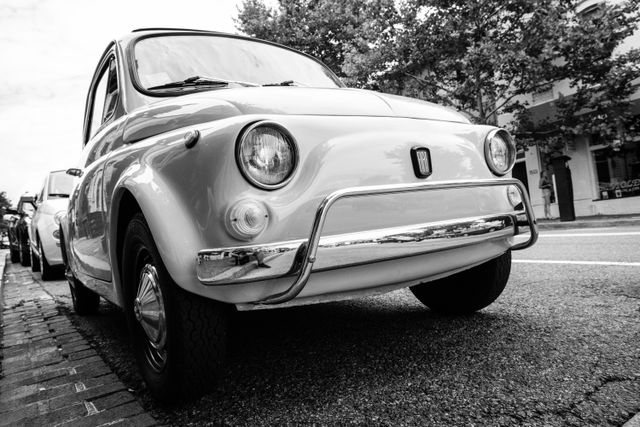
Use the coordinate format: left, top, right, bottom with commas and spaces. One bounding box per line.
539, 232, 640, 238
514, 259, 640, 267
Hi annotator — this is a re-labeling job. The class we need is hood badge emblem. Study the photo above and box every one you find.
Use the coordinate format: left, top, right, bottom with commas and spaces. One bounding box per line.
410, 147, 432, 179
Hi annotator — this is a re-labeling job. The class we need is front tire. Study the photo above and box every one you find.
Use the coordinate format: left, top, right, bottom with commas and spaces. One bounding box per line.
122, 214, 228, 403
410, 251, 512, 315
31, 245, 40, 272
10, 245, 20, 263
19, 236, 31, 267
69, 277, 100, 315
38, 240, 55, 280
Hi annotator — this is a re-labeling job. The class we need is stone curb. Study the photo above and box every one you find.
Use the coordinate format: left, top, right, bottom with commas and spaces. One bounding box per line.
0, 257, 159, 426
537, 218, 640, 230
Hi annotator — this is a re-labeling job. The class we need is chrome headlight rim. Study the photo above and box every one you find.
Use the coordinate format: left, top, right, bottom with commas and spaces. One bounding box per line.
484, 129, 516, 176
235, 120, 299, 191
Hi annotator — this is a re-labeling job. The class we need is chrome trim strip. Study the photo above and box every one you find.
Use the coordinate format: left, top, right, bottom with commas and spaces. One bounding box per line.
196, 178, 538, 305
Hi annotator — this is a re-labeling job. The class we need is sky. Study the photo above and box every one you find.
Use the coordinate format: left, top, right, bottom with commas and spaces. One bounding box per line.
0, 0, 253, 204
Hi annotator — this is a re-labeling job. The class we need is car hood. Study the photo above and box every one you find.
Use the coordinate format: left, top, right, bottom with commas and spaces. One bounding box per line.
123, 87, 470, 143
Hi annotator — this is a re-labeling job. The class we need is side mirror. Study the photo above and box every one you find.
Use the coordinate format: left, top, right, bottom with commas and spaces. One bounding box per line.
66, 168, 83, 177
5, 208, 18, 215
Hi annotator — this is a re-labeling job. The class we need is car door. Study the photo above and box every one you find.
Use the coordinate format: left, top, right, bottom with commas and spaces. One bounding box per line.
69, 46, 123, 284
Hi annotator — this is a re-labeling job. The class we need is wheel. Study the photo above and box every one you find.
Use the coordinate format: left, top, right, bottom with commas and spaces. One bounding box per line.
38, 240, 55, 280
59, 228, 98, 315
19, 236, 31, 267
69, 276, 100, 315
122, 213, 229, 403
10, 246, 20, 263
410, 251, 512, 315
31, 245, 40, 272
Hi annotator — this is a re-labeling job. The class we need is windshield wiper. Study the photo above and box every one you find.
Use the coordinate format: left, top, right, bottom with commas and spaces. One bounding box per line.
262, 80, 307, 87
48, 193, 69, 198
148, 75, 259, 91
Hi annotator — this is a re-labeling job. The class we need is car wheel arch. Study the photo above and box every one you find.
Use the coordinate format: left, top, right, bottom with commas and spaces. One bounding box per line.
110, 174, 206, 307
112, 188, 143, 306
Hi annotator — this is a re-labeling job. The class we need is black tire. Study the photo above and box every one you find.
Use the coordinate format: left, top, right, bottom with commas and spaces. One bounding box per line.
38, 240, 55, 281
410, 251, 512, 315
122, 213, 229, 403
69, 276, 100, 315
10, 247, 20, 263
31, 244, 40, 272
19, 236, 31, 267
59, 228, 98, 315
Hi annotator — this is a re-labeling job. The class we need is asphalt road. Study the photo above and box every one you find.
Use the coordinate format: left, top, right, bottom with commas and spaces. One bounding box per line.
37, 226, 640, 426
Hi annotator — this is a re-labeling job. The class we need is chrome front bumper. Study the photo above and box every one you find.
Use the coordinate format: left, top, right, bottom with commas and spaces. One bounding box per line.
196, 178, 538, 305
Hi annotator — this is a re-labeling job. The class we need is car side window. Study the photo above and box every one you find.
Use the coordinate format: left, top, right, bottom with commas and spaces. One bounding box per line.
102, 59, 118, 122
88, 57, 118, 140
89, 69, 108, 139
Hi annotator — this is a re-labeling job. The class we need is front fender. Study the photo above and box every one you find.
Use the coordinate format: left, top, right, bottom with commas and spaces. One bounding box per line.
109, 162, 205, 306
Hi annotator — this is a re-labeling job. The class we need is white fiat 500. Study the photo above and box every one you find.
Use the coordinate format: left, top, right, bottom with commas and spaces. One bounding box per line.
30, 170, 73, 280
60, 29, 537, 402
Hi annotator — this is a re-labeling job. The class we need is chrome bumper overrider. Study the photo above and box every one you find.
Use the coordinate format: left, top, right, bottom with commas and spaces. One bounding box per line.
196, 178, 538, 305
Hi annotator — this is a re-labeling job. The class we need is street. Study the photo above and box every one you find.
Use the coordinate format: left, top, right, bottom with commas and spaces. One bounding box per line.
3, 225, 640, 426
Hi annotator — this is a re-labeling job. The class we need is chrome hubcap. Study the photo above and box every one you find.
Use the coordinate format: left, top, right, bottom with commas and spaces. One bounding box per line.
135, 264, 167, 371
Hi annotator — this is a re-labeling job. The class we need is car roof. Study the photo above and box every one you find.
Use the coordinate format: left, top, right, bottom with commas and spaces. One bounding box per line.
119, 28, 273, 46
17, 195, 34, 203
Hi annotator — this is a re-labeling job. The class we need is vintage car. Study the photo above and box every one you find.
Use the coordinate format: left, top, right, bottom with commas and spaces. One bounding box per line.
29, 170, 74, 280
60, 28, 537, 402
7, 194, 36, 265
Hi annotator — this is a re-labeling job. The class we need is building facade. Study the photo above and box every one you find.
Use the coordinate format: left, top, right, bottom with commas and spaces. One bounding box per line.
503, 0, 640, 219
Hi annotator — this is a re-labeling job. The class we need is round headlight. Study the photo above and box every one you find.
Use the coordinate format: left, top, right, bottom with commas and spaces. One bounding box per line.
237, 121, 298, 190
484, 129, 516, 176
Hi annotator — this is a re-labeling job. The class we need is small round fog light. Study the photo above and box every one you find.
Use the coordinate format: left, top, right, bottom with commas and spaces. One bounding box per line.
226, 200, 269, 241
507, 185, 522, 208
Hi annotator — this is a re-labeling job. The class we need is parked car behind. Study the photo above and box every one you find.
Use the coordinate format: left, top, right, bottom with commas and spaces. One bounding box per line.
29, 170, 74, 280
60, 29, 537, 402
7, 195, 36, 265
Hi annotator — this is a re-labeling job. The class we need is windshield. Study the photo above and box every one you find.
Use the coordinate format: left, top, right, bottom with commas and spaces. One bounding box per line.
47, 171, 73, 197
133, 35, 343, 93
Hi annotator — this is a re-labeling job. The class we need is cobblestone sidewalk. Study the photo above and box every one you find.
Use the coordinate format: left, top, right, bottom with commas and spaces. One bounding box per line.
0, 254, 159, 426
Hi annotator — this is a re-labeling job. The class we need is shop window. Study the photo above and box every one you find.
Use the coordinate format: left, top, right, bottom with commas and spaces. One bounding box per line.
592, 141, 640, 199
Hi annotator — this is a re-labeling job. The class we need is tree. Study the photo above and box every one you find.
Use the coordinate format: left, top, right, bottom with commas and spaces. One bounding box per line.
511, 0, 640, 151
0, 191, 12, 238
237, 0, 640, 145
236, 0, 398, 79
556, 1, 640, 146
349, 0, 584, 125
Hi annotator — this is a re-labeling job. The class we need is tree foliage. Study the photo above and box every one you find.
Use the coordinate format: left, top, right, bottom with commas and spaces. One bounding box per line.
0, 191, 12, 233
235, 0, 397, 78
236, 0, 640, 146
555, 1, 640, 145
